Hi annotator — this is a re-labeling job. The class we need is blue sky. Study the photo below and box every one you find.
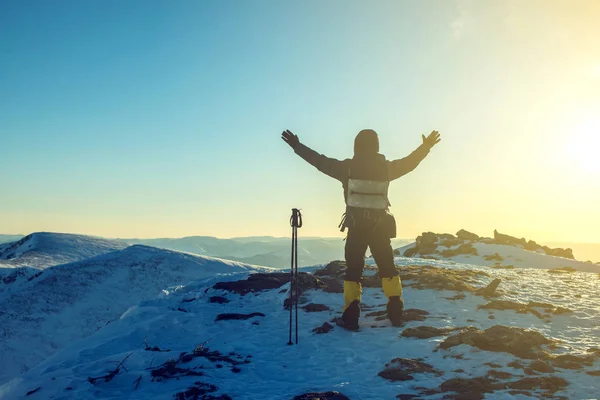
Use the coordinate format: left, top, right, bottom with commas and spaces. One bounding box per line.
1, 0, 599, 241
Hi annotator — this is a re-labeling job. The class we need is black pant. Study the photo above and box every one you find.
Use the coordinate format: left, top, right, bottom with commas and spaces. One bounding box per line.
344, 217, 398, 283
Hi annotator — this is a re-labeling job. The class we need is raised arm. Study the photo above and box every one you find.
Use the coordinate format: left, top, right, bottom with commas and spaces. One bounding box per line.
281, 130, 346, 182
388, 130, 441, 180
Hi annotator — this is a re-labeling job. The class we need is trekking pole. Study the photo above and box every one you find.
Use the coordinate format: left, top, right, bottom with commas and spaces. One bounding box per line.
288, 208, 302, 345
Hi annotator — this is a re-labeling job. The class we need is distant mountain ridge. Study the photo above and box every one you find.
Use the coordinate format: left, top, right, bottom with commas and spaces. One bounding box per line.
124, 235, 412, 268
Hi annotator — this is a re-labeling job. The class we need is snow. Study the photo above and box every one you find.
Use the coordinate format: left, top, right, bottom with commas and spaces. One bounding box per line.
0, 245, 270, 385
0, 232, 128, 269
398, 241, 600, 273
1, 257, 598, 399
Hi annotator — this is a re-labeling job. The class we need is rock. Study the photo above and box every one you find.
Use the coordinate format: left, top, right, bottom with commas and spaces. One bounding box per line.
378, 358, 440, 382
396, 395, 419, 400
398, 265, 487, 292
440, 376, 499, 399
302, 303, 331, 312
439, 325, 556, 359
214, 272, 323, 295
545, 248, 575, 259
209, 296, 229, 304
508, 360, 526, 369
293, 392, 350, 400
439, 243, 478, 257
507, 376, 568, 393
474, 278, 502, 297
484, 362, 502, 368
215, 312, 265, 321
403, 246, 418, 257
445, 293, 466, 300
456, 229, 480, 241
550, 354, 595, 370
483, 253, 503, 261
487, 370, 514, 380
529, 360, 555, 373
314, 261, 346, 278
493, 230, 527, 246
313, 322, 334, 334
401, 326, 473, 339
477, 300, 571, 319
586, 371, 600, 376
418, 232, 439, 245
440, 238, 464, 247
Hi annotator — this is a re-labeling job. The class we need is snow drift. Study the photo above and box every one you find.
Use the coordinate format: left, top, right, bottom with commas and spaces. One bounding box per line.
0, 245, 268, 385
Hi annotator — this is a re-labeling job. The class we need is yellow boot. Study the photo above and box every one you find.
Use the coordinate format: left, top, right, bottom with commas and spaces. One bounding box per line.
382, 276, 402, 298
382, 276, 404, 326
343, 280, 362, 311
338, 281, 362, 331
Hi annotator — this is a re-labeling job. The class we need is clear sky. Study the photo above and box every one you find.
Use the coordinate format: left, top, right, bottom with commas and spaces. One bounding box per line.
1, 0, 599, 242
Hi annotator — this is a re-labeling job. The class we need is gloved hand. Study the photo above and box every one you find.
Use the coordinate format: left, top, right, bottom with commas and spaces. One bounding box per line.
281, 129, 300, 149
422, 130, 441, 149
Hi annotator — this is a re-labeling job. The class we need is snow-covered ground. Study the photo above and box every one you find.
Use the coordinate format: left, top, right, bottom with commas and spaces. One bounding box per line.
1, 256, 598, 399
0, 233, 129, 299
0, 245, 270, 385
0, 232, 128, 270
398, 241, 600, 273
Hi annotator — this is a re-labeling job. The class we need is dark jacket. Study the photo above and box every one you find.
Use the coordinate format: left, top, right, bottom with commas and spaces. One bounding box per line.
294, 142, 430, 199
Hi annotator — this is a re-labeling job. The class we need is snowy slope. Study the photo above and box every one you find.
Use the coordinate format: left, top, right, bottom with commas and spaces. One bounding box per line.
398, 241, 600, 273
0, 232, 129, 298
0, 245, 269, 385
0, 232, 128, 269
2, 257, 598, 399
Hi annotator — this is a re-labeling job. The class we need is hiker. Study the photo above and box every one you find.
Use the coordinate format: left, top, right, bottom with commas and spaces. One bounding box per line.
281, 128, 441, 330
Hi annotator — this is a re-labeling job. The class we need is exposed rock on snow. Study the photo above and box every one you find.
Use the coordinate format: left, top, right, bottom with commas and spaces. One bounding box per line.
215, 313, 265, 321
477, 300, 572, 320
213, 272, 323, 296
439, 325, 557, 359
401, 326, 473, 339
398, 230, 593, 271
292, 392, 350, 400
473, 278, 502, 297
378, 358, 441, 381
302, 303, 331, 312
312, 322, 334, 334
456, 229, 480, 241
399, 265, 488, 292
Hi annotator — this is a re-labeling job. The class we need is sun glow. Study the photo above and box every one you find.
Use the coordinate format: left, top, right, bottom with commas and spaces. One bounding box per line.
567, 114, 600, 173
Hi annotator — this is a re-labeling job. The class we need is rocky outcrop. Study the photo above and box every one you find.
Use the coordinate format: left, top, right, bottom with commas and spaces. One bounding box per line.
213, 272, 323, 296
399, 265, 488, 292
378, 358, 442, 381
401, 326, 472, 339
456, 229, 480, 241
474, 278, 502, 297
293, 392, 349, 400
215, 312, 265, 321
483, 253, 503, 261
439, 325, 557, 359
302, 303, 331, 312
493, 230, 527, 246
312, 322, 334, 334
477, 300, 572, 320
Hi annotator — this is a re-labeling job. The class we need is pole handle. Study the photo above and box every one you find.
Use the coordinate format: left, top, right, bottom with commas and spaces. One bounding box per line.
290, 208, 302, 228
